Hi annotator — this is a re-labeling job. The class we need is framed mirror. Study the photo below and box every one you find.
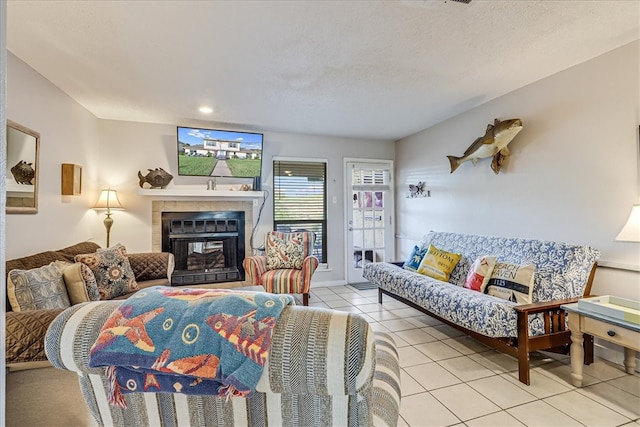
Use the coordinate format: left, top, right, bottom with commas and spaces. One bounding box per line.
6, 120, 39, 214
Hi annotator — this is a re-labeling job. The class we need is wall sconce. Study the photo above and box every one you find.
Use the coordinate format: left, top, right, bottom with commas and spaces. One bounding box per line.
93, 189, 124, 248
61, 163, 82, 195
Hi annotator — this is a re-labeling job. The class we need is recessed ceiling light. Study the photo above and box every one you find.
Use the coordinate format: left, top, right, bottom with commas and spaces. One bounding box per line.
199, 106, 213, 114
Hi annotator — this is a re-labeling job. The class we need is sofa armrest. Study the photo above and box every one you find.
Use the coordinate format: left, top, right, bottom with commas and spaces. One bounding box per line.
514, 298, 579, 337
258, 306, 375, 396
6, 308, 66, 364
45, 301, 121, 372
302, 255, 319, 287
513, 298, 579, 315
127, 252, 174, 282
243, 255, 268, 285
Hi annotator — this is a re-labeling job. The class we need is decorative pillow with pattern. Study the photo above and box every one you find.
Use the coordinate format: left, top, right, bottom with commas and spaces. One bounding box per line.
54, 261, 101, 304
75, 244, 138, 300
266, 233, 307, 270
417, 244, 462, 282
484, 262, 535, 304
7, 264, 71, 311
402, 245, 428, 272
463, 256, 497, 292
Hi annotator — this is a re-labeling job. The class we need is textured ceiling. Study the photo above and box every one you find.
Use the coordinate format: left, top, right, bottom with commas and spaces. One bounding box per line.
6, 1, 640, 140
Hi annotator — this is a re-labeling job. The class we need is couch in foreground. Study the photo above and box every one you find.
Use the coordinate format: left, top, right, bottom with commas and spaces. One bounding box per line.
45, 298, 401, 427
5, 242, 174, 366
364, 231, 599, 385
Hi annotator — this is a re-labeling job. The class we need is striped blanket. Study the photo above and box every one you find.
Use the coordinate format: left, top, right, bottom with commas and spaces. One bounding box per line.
88, 286, 294, 407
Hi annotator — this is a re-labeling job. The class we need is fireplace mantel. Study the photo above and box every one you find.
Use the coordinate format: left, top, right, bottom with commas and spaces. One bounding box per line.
137, 185, 264, 201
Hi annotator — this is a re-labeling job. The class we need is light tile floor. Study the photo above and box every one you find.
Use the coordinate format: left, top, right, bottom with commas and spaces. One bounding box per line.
304, 285, 640, 427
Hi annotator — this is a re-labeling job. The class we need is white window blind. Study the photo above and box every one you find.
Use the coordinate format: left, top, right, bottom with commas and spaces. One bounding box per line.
273, 160, 327, 263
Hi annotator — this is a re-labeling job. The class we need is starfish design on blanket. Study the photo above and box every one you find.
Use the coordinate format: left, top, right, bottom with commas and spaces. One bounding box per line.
206, 310, 276, 366
90, 305, 165, 353
151, 348, 221, 378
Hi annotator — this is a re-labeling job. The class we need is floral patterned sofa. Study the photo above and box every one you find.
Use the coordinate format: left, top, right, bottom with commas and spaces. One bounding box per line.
363, 231, 600, 385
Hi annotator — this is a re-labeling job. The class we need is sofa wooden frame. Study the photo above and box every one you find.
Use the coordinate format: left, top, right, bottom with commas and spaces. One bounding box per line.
378, 262, 598, 385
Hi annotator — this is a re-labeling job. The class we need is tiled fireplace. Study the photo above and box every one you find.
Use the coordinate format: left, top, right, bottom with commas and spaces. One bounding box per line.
151, 199, 256, 286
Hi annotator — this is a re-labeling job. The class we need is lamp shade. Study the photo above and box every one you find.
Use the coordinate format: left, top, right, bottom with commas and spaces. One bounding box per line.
615, 204, 640, 242
93, 189, 124, 211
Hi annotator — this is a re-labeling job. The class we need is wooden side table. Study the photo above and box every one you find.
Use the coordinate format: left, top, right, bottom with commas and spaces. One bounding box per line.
562, 302, 640, 387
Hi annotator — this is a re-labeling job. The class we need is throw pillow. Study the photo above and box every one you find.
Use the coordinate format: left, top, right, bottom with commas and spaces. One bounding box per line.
266, 233, 308, 270
75, 244, 138, 300
417, 244, 462, 282
484, 262, 535, 304
7, 264, 71, 311
463, 256, 497, 292
54, 261, 101, 305
403, 245, 428, 272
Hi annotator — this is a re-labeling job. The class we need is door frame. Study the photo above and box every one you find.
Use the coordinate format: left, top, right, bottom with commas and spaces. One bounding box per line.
343, 157, 395, 284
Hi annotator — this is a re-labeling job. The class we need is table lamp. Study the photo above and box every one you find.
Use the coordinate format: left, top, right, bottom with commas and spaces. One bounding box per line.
615, 204, 640, 242
93, 188, 124, 247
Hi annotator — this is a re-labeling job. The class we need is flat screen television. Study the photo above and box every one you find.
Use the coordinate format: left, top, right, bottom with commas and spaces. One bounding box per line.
177, 126, 263, 178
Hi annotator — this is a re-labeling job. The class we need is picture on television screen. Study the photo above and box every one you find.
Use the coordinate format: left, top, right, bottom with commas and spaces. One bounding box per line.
177, 126, 263, 178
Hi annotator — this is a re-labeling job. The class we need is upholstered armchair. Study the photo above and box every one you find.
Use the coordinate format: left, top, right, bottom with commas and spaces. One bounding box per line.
243, 231, 319, 305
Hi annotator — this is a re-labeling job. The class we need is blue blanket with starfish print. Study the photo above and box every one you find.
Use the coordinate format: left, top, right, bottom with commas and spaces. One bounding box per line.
88, 286, 295, 408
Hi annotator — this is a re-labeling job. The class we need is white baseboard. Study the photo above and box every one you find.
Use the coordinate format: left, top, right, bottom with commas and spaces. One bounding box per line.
311, 280, 348, 288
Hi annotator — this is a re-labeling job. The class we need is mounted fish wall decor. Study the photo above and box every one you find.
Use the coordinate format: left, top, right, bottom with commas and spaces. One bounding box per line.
447, 118, 523, 174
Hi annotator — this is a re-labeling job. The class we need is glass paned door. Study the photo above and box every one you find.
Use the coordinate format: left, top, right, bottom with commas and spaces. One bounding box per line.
346, 161, 394, 284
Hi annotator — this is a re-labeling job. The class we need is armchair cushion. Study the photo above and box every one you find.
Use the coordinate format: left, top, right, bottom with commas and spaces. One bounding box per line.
265, 232, 311, 270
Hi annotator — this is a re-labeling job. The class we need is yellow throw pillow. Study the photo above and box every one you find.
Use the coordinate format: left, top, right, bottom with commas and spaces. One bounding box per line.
417, 244, 462, 282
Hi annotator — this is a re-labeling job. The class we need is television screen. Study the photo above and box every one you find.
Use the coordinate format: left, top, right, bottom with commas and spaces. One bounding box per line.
177, 126, 263, 178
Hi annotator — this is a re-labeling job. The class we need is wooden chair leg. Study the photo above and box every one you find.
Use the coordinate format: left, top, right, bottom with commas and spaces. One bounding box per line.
517, 347, 531, 385
303, 293, 309, 306
584, 333, 594, 365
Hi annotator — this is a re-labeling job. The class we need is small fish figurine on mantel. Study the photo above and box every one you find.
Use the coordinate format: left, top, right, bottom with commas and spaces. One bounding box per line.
447, 118, 523, 174
138, 167, 174, 189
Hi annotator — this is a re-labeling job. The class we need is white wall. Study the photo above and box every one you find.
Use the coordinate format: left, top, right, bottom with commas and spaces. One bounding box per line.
96, 120, 395, 284
395, 40, 640, 300
6, 53, 100, 259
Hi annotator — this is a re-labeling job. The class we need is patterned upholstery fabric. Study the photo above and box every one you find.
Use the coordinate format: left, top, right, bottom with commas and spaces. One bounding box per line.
75, 244, 139, 300
7, 264, 71, 311
363, 231, 599, 338
45, 300, 401, 427
265, 231, 313, 270
243, 232, 319, 304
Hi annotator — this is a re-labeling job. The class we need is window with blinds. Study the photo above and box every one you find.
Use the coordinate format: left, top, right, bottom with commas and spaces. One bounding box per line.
273, 160, 327, 263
